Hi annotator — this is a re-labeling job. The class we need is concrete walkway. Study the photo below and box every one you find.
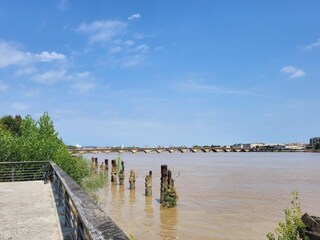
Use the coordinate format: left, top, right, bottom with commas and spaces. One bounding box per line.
0, 181, 62, 240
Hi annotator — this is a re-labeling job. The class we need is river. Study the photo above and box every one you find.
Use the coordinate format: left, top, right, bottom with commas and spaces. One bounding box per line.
84, 152, 320, 240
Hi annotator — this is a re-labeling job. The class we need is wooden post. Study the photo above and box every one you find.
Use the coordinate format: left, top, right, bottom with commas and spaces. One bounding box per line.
111, 160, 117, 184
99, 162, 104, 174
129, 169, 136, 190
94, 158, 98, 174
91, 157, 95, 172
104, 159, 108, 174
160, 165, 168, 203
145, 171, 152, 196
119, 161, 125, 185
161, 167, 177, 208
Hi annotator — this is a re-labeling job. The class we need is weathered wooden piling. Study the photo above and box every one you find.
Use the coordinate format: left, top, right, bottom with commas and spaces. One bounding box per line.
160, 166, 177, 207
94, 158, 98, 174
104, 159, 108, 174
111, 160, 117, 184
129, 169, 136, 190
145, 171, 152, 196
99, 162, 104, 174
160, 165, 168, 203
91, 157, 95, 172
119, 161, 125, 185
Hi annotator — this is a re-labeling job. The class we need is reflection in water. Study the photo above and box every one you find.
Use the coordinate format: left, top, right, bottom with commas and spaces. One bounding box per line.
129, 189, 135, 206
118, 185, 125, 205
110, 182, 117, 205
144, 196, 153, 218
160, 206, 179, 240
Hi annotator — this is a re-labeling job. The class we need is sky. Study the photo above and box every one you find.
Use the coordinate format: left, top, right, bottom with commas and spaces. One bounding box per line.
0, 0, 319, 147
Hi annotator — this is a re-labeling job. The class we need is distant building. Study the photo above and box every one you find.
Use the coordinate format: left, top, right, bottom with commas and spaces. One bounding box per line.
310, 137, 320, 147
232, 144, 244, 149
274, 143, 306, 151
242, 143, 265, 149
75, 143, 82, 148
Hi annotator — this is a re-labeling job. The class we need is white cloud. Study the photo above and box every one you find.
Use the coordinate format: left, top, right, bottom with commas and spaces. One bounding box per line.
281, 66, 305, 79
76, 20, 127, 43
109, 46, 123, 53
23, 88, 41, 97
58, 0, 68, 11
11, 102, 31, 110
33, 70, 70, 84
154, 46, 163, 51
0, 41, 29, 68
76, 71, 90, 78
131, 44, 149, 53
304, 39, 320, 50
0, 40, 66, 68
128, 13, 141, 21
121, 55, 145, 68
76, 19, 150, 67
174, 80, 261, 96
35, 51, 66, 61
124, 40, 135, 46
70, 81, 95, 93
132, 33, 145, 40
15, 67, 36, 76
0, 81, 9, 92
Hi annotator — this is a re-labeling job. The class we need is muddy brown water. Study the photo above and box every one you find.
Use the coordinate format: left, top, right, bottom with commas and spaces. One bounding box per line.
84, 152, 320, 240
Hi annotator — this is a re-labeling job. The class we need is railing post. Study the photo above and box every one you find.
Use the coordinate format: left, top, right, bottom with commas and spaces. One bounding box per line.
11, 167, 15, 182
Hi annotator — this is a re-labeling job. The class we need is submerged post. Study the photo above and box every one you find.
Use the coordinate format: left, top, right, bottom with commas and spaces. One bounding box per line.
129, 169, 136, 190
111, 160, 117, 184
99, 162, 104, 174
160, 165, 168, 203
91, 157, 95, 172
161, 167, 177, 208
145, 171, 152, 196
104, 159, 108, 174
94, 158, 98, 174
119, 161, 125, 185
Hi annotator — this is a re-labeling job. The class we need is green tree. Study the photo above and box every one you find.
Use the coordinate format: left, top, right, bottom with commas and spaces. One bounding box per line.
0, 115, 22, 135
0, 112, 91, 185
0, 129, 17, 161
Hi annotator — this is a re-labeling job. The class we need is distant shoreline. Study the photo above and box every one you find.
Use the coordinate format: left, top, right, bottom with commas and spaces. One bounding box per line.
69, 146, 319, 155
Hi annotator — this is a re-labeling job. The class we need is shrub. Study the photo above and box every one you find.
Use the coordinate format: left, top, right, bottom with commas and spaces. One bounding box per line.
266, 192, 306, 240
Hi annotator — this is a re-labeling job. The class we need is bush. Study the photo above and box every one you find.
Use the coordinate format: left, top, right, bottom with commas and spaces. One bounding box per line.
266, 192, 306, 240
81, 172, 108, 192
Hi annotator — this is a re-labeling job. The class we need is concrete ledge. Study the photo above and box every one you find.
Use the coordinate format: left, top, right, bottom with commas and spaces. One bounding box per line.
0, 181, 62, 240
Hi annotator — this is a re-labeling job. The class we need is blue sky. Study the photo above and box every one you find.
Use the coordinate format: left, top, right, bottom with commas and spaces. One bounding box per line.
0, 0, 319, 146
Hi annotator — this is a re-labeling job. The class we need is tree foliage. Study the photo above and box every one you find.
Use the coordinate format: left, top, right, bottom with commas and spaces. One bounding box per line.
0, 115, 22, 136
267, 192, 306, 240
0, 112, 90, 184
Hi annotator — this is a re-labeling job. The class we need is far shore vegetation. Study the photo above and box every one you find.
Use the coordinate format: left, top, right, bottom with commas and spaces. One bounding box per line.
0, 112, 106, 192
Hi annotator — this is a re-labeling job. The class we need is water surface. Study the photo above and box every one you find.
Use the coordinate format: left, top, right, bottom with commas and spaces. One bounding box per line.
84, 152, 320, 240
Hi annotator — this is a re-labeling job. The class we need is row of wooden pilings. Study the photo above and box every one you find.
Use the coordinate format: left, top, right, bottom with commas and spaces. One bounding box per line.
90, 157, 176, 205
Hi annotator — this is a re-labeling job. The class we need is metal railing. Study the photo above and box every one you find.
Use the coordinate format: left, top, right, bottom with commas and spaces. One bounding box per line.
0, 161, 50, 182
0, 161, 128, 240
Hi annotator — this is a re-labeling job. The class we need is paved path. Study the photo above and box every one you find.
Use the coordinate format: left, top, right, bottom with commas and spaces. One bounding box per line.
0, 181, 62, 240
